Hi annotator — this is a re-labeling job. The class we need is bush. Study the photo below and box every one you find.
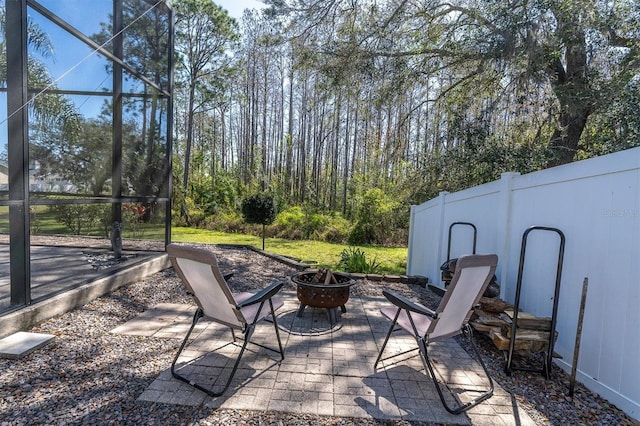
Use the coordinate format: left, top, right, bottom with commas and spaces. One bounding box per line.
338, 247, 381, 274
122, 203, 146, 238
173, 197, 207, 227
190, 172, 239, 215
272, 206, 306, 238
318, 216, 351, 243
271, 206, 351, 243
348, 188, 400, 245
49, 203, 110, 236
241, 193, 277, 225
241, 192, 277, 249
205, 210, 248, 234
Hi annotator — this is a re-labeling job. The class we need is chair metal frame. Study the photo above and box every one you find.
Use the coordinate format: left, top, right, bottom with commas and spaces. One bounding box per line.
166, 244, 285, 397
374, 254, 498, 414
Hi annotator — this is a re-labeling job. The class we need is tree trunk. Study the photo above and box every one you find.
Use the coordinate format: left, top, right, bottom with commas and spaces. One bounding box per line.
330, 94, 341, 210
261, 56, 268, 188
286, 65, 294, 200
546, 3, 591, 167
548, 105, 589, 167
342, 103, 351, 215
299, 77, 309, 203
181, 82, 196, 221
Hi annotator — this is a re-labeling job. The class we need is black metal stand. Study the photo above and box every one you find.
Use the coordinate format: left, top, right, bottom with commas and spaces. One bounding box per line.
296, 304, 346, 324
505, 226, 565, 379
446, 221, 477, 261
429, 222, 477, 296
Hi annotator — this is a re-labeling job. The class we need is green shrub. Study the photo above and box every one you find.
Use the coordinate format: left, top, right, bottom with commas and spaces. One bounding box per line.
122, 203, 146, 238
97, 204, 113, 238
49, 203, 108, 236
271, 206, 351, 242
30, 207, 41, 234
241, 192, 277, 249
305, 212, 329, 239
272, 206, 305, 237
241, 193, 277, 225
205, 210, 248, 234
338, 247, 381, 274
319, 216, 351, 243
348, 188, 408, 245
189, 172, 239, 215
173, 197, 207, 227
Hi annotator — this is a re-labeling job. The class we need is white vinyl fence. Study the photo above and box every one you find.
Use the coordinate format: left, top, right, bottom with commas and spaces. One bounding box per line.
407, 147, 640, 420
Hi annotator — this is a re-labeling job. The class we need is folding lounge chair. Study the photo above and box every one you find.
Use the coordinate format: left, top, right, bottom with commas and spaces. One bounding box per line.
374, 253, 498, 414
166, 243, 285, 397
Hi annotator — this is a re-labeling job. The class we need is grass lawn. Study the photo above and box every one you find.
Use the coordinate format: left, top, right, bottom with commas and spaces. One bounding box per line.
3, 206, 407, 275
171, 227, 408, 275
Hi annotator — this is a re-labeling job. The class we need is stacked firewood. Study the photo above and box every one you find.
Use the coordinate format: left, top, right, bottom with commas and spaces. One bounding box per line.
307, 269, 340, 285
471, 298, 556, 352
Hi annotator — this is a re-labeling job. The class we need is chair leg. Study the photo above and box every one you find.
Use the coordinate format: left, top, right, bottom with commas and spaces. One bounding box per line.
172, 302, 286, 398
420, 325, 494, 414
171, 309, 202, 375
199, 305, 285, 397
374, 309, 400, 368
171, 308, 251, 397
269, 299, 285, 360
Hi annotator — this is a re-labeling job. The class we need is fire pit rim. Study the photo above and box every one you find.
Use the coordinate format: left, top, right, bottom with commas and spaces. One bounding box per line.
291, 271, 357, 288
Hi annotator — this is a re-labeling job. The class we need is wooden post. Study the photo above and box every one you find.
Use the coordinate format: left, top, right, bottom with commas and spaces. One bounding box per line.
569, 277, 589, 397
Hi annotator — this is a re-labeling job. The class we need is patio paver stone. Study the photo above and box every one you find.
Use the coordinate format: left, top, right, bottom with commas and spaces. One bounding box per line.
0, 331, 55, 359
119, 292, 537, 425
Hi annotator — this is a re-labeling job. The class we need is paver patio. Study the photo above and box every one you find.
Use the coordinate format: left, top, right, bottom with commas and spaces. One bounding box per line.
112, 292, 537, 425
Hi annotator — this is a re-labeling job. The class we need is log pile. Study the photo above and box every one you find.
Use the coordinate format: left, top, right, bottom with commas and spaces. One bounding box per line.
471, 298, 556, 353
298, 269, 340, 284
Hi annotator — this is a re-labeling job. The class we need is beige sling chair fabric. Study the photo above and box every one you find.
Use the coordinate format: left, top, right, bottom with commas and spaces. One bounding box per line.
374, 253, 498, 414
166, 244, 285, 397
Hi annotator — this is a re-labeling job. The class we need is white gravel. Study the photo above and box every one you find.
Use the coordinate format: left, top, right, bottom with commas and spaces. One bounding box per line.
0, 240, 636, 425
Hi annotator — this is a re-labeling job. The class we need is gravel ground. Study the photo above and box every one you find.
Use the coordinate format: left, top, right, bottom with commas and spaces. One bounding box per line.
0, 239, 637, 425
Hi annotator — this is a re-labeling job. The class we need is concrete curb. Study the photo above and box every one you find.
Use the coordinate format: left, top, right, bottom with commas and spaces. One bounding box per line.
0, 254, 171, 339
245, 245, 429, 285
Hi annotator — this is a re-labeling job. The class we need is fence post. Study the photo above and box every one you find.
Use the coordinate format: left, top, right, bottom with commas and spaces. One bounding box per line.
497, 172, 519, 299
435, 191, 449, 282
406, 204, 417, 274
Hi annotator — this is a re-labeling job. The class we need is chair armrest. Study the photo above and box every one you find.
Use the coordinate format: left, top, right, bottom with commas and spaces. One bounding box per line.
382, 289, 438, 319
236, 281, 284, 309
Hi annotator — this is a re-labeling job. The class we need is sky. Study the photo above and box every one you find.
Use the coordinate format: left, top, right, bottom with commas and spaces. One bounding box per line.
214, 0, 266, 20
0, 0, 268, 152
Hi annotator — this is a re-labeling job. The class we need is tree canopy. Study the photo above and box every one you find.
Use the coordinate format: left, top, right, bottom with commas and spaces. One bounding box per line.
14, 1, 635, 245
166, 0, 639, 244
264, 0, 640, 166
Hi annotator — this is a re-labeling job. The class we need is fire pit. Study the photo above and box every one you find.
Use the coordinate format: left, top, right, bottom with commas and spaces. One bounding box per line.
292, 270, 356, 323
